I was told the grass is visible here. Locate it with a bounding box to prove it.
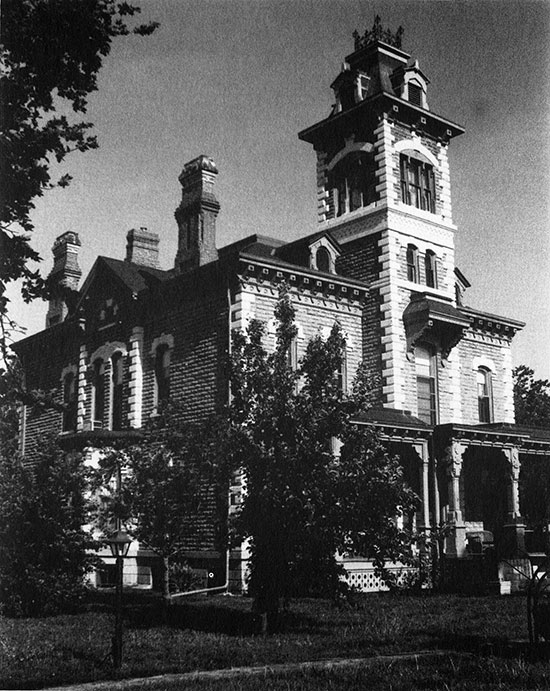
[125,657,550,691]
[0,591,544,690]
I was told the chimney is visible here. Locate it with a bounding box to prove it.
[174,155,220,273]
[126,227,160,268]
[46,232,82,328]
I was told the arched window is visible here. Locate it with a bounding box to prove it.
[477,368,493,423]
[425,250,437,288]
[111,352,124,431]
[315,247,331,273]
[416,345,437,425]
[62,371,77,432]
[154,344,171,406]
[93,359,105,429]
[329,152,377,217]
[400,153,436,213]
[406,244,420,283]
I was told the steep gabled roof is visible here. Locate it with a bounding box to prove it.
[76,256,172,310]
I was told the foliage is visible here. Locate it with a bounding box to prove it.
[514,366,550,536]
[0,0,158,356]
[513,365,550,430]
[228,286,418,627]
[116,404,234,599]
[0,435,97,616]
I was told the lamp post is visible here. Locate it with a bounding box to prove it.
[106,528,132,669]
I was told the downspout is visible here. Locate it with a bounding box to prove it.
[169,276,233,600]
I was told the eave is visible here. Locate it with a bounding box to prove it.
[299,92,464,149]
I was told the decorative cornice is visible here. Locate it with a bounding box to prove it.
[238,256,367,303]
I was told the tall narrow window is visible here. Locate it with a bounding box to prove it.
[425,250,437,288]
[477,368,493,423]
[111,352,124,431]
[286,337,298,372]
[155,345,171,405]
[406,244,419,283]
[416,345,437,425]
[62,371,77,432]
[93,359,105,429]
[400,154,436,213]
[337,349,347,394]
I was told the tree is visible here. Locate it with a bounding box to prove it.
[513,365,550,430]
[229,287,418,629]
[0,0,158,356]
[514,366,550,540]
[0,436,96,616]
[120,406,232,601]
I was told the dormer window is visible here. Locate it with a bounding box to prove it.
[316,247,331,273]
[408,82,422,107]
[400,154,436,213]
[357,74,370,101]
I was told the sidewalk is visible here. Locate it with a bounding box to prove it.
[45,650,468,691]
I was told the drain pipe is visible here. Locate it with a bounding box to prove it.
[170,278,233,602]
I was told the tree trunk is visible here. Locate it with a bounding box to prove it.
[161,555,171,618]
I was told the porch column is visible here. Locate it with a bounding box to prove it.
[413,440,430,531]
[443,440,467,557]
[502,446,526,556]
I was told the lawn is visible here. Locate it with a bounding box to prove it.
[0,592,545,690]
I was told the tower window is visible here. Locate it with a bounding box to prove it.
[315,247,331,273]
[154,344,171,406]
[425,250,438,288]
[111,352,124,431]
[477,368,493,423]
[408,82,422,107]
[400,154,436,213]
[62,371,77,432]
[406,244,420,283]
[416,345,437,425]
[329,152,377,217]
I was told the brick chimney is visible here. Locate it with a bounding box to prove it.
[174,155,220,273]
[46,232,82,328]
[126,227,160,268]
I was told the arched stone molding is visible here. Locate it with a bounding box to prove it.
[472,356,496,373]
[150,333,174,357]
[60,363,78,382]
[394,138,438,168]
[90,341,128,364]
[326,140,374,172]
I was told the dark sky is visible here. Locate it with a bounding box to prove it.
[11,0,550,378]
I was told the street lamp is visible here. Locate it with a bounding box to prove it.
[106,528,132,669]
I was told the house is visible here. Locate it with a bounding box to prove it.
[14,18,550,593]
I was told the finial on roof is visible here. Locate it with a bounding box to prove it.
[353,15,404,51]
